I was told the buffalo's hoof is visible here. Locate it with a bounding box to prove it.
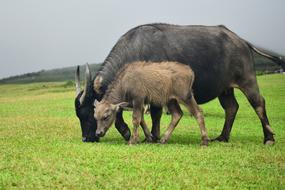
[211,135,229,142]
[151,136,160,143]
[82,136,99,143]
[142,136,160,143]
[141,138,153,144]
[123,130,131,141]
[264,140,275,145]
[145,137,154,143]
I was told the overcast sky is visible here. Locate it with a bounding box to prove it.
[0,0,284,79]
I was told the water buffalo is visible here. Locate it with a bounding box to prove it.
[75,23,285,144]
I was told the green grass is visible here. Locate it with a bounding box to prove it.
[0,74,284,189]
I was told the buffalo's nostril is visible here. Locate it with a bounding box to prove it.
[82,137,87,142]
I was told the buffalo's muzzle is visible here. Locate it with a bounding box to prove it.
[82,136,98,143]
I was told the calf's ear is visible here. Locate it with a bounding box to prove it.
[113,102,129,111]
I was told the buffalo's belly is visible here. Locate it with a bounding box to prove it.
[193,81,224,104]
[190,64,231,104]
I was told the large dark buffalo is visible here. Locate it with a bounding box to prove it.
[75,23,284,144]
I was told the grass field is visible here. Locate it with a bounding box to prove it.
[0,74,284,189]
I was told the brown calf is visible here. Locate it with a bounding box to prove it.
[94,61,209,145]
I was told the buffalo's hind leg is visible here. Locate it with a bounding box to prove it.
[214,88,239,142]
[239,81,275,144]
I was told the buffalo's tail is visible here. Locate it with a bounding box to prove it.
[245,41,285,70]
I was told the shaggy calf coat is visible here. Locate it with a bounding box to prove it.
[94,61,209,145]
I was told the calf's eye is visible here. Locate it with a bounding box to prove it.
[103,115,110,121]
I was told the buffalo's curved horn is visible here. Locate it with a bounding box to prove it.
[75,65,81,96]
[79,63,92,105]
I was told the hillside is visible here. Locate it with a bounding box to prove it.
[0,53,284,84]
[0,63,102,84]
[253,52,283,73]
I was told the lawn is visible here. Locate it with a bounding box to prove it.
[0,74,284,189]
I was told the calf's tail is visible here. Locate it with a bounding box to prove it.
[245,41,285,70]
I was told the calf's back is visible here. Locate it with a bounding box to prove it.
[120,61,194,105]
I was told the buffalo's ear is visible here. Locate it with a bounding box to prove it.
[93,99,99,107]
[112,102,129,111]
[94,75,103,94]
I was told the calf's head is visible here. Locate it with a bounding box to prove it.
[94,100,128,137]
[75,64,99,142]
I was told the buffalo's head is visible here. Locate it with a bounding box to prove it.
[75,64,99,142]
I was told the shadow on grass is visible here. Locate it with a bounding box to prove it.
[95,133,265,146]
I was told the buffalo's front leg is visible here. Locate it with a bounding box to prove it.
[115,110,131,141]
[150,105,162,142]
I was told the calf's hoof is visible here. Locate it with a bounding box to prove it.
[160,138,168,144]
[201,138,209,146]
[128,141,136,145]
[128,138,139,145]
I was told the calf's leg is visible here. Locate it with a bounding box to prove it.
[140,112,153,142]
[129,101,144,145]
[160,99,183,144]
[185,96,209,146]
